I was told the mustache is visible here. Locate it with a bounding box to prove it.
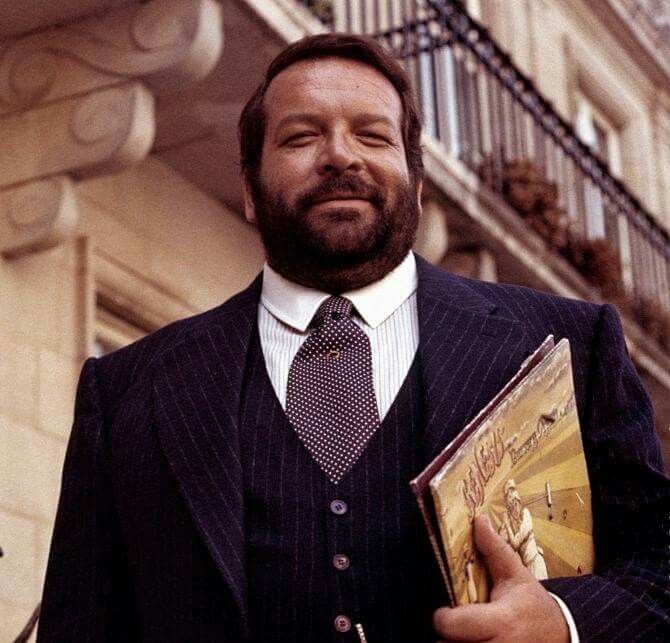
[295,175,384,212]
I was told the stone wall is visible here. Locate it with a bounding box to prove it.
[0,156,264,641]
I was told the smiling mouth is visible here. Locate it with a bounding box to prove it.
[312,197,371,207]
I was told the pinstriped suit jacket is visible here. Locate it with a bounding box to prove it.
[38,255,669,642]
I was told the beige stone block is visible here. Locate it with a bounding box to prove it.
[34,522,54,607]
[81,157,264,311]
[414,200,449,264]
[0,418,67,522]
[52,263,90,360]
[0,250,86,358]
[49,239,82,272]
[0,304,34,364]
[0,601,36,643]
[0,340,37,422]
[6,240,82,279]
[11,250,67,299]
[15,264,67,343]
[145,246,210,311]
[37,349,79,440]
[81,158,264,284]
[167,204,264,284]
[79,157,217,236]
[148,240,262,312]
[0,340,38,425]
[1,236,66,279]
[0,511,40,608]
[79,159,188,239]
[441,248,498,282]
[80,192,150,273]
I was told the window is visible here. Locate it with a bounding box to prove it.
[575,92,633,291]
[575,94,622,174]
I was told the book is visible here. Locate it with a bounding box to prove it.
[410,336,594,606]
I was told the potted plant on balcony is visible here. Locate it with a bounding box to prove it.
[484,156,669,354]
[501,159,569,251]
[303,0,333,23]
[498,159,631,311]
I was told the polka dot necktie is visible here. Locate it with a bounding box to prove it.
[286,296,381,484]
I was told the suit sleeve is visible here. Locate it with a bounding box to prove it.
[542,304,670,641]
[38,357,136,641]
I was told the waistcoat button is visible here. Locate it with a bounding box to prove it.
[334,614,351,632]
[330,499,348,515]
[332,554,350,570]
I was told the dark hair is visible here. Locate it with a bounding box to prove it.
[238,33,423,183]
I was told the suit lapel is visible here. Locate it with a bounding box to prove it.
[416,256,532,460]
[152,277,261,633]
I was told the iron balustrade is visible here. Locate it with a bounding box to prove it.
[298,0,670,317]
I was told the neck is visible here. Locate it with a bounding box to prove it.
[267,253,404,293]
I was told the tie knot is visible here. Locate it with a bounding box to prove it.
[313,296,353,327]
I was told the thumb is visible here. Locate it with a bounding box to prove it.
[474,514,528,584]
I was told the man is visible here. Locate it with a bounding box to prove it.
[497,479,548,581]
[39,34,669,642]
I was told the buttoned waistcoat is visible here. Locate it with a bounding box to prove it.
[38,255,670,642]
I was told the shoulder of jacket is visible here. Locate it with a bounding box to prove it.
[92,279,260,409]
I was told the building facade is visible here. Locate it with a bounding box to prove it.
[0,0,668,638]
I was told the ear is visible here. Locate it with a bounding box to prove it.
[416,179,423,214]
[242,175,257,224]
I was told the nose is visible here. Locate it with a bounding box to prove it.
[317,132,363,176]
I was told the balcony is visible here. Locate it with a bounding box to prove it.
[298,0,670,348]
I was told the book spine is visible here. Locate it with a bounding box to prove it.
[411,485,455,606]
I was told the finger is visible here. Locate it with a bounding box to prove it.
[433,604,499,641]
[473,514,527,583]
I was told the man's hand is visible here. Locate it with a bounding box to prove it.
[433,515,569,642]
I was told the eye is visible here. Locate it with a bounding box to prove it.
[358,131,390,145]
[284,131,318,146]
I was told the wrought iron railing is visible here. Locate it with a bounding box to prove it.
[299,0,670,331]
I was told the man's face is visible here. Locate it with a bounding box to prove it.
[506,488,522,515]
[244,57,422,292]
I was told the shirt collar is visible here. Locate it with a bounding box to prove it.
[260,252,418,332]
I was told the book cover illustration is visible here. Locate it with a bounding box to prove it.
[426,338,594,606]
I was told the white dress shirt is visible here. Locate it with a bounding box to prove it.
[257,252,578,642]
[258,251,419,420]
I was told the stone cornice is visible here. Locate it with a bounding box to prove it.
[0,0,223,258]
[0,0,129,40]
[1,82,155,189]
[0,0,222,114]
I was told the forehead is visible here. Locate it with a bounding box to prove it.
[263,57,403,129]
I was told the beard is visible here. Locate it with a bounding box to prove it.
[248,171,420,292]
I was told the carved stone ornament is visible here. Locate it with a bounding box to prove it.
[0,82,155,189]
[0,0,223,113]
[0,175,79,258]
[0,0,223,258]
